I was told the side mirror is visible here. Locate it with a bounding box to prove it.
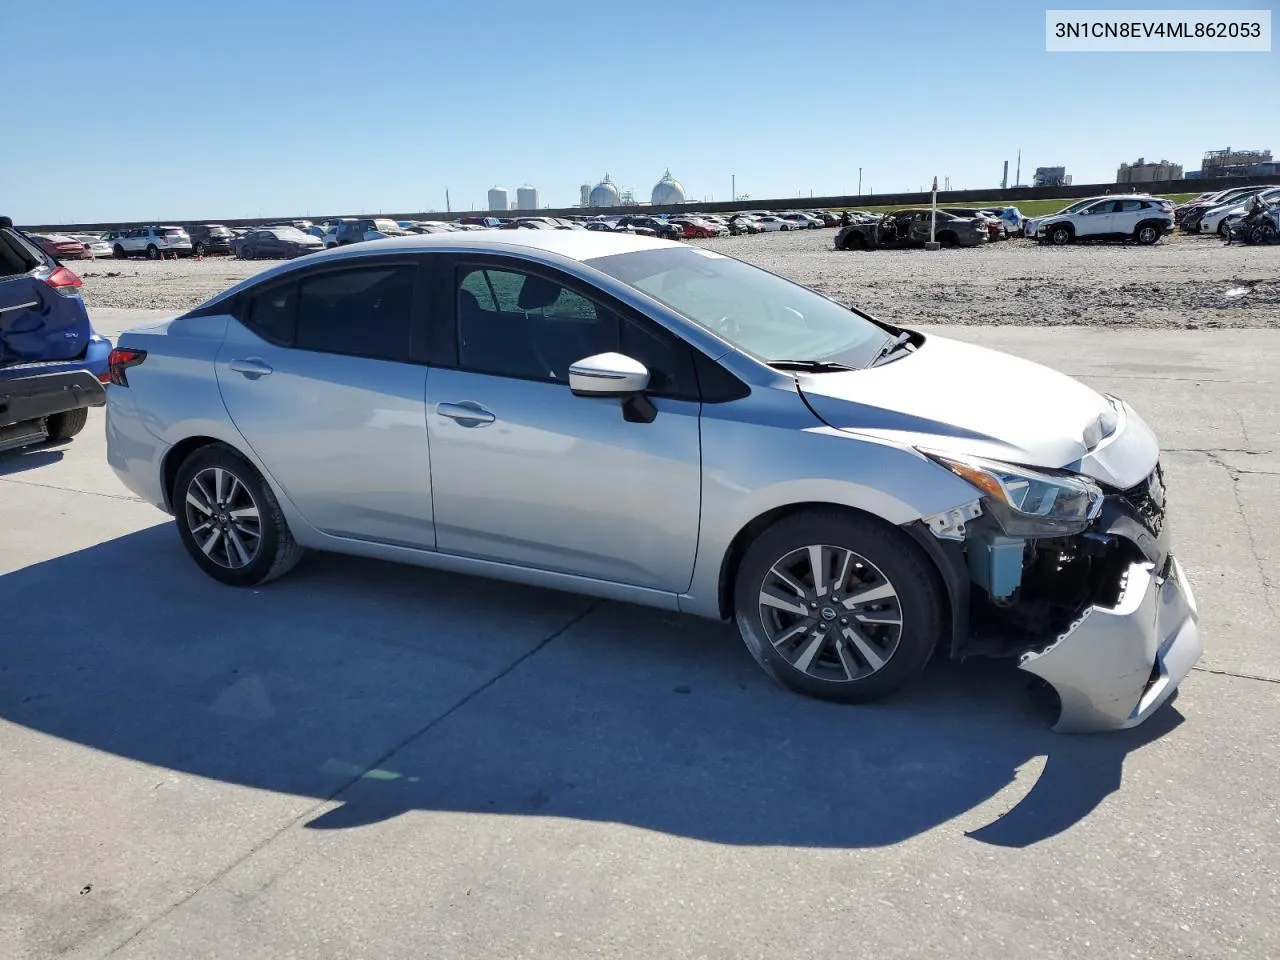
[569,352,656,423]
[569,352,649,397]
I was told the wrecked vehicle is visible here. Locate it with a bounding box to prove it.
[105,232,1199,733]
[835,209,989,250]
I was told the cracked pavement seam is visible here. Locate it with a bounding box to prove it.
[1200,451,1280,624]
[102,599,606,958]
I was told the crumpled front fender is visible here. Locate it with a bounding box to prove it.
[1019,557,1202,734]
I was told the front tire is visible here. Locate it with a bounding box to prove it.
[146,244,160,260]
[173,443,302,586]
[1135,224,1161,245]
[113,245,126,259]
[1049,225,1073,246]
[192,241,205,256]
[46,407,88,441]
[733,510,944,703]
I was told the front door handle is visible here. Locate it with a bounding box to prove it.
[436,401,495,427]
[229,357,273,379]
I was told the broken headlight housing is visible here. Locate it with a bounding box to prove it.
[922,452,1104,537]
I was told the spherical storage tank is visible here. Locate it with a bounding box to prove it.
[588,174,621,208]
[650,169,686,206]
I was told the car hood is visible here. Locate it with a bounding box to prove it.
[795,334,1153,485]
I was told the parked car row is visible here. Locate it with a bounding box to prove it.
[1175,185,1280,237]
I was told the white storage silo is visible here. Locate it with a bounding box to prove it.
[516,185,539,210]
[487,187,509,213]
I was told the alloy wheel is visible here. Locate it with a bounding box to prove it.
[756,544,903,682]
[184,466,262,569]
[1139,226,1158,244]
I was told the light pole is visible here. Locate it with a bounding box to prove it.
[732,174,735,202]
[858,167,862,196]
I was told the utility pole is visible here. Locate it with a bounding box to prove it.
[926,176,940,251]
[732,174,735,202]
[445,189,451,213]
[1015,149,1022,187]
[858,167,862,196]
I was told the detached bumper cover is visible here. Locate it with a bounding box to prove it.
[1019,556,1202,733]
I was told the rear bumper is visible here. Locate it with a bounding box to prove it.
[1019,555,1201,733]
[0,368,106,428]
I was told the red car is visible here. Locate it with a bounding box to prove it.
[670,218,720,239]
[32,234,91,260]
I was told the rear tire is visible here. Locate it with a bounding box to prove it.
[733,510,944,704]
[173,443,302,587]
[46,407,88,441]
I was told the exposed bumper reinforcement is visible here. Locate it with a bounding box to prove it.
[1018,556,1202,734]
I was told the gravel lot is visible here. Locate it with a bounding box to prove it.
[76,229,1280,329]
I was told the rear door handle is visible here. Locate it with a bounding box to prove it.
[229,357,273,379]
[436,401,495,427]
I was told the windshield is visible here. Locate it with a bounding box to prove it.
[1054,199,1099,215]
[585,247,891,369]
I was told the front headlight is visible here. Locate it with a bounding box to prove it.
[921,451,1104,537]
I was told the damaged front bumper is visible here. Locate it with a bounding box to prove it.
[1019,554,1202,733]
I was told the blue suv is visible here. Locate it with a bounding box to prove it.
[0,217,110,453]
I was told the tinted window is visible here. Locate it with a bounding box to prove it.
[1087,201,1117,214]
[295,265,416,361]
[244,283,297,344]
[1117,199,1145,211]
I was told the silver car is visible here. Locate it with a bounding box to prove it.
[104,232,1201,732]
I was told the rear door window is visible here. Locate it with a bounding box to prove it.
[295,265,416,361]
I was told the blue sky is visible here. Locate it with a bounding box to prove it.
[6,0,1277,222]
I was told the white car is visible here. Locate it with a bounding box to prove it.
[109,225,193,260]
[752,215,794,232]
[323,218,407,248]
[1027,196,1173,246]
[1199,187,1280,237]
[70,234,114,258]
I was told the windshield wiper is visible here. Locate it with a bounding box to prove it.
[767,359,858,373]
[869,331,915,366]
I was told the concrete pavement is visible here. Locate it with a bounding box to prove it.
[1,315,1276,959]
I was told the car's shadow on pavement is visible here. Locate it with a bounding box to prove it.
[0,526,1182,850]
[0,444,66,476]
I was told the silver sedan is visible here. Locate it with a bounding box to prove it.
[104,231,1200,732]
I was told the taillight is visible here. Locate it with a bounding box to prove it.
[104,348,147,386]
[45,265,83,298]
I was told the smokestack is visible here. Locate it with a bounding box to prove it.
[1002,160,1009,189]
